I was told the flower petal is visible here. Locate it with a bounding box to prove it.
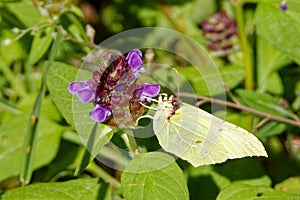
[68,81,89,94]
[137,83,160,101]
[76,88,96,103]
[68,81,95,103]
[126,49,143,71]
[89,104,111,122]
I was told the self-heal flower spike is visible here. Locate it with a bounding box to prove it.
[201,11,239,57]
[68,81,95,103]
[68,49,160,127]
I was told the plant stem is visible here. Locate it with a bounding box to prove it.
[19,29,63,185]
[178,92,300,128]
[87,161,121,189]
[234,1,254,90]
[121,129,140,155]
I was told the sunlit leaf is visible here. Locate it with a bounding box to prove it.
[275,176,300,195]
[5,0,42,27]
[217,182,300,199]
[121,152,189,200]
[28,26,54,65]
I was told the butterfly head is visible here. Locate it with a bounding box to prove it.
[157,93,181,118]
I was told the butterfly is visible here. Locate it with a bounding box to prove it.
[140,94,268,167]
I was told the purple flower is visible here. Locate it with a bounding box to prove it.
[68,81,95,103]
[135,83,161,102]
[89,104,111,122]
[280,0,287,11]
[126,49,143,71]
[68,49,161,126]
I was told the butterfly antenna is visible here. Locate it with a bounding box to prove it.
[172,68,180,97]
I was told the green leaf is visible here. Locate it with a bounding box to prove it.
[1,178,111,200]
[256,121,287,139]
[214,110,252,131]
[5,0,42,27]
[0,112,62,182]
[28,26,54,65]
[176,65,244,96]
[61,12,89,43]
[216,182,300,200]
[275,177,300,195]
[256,36,291,94]
[236,89,293,118]
[0,30,27,65]
[121,152,189,200]
[233,175,272,187]
[255,2,300,65]
[46,61,77,125]
[47,62,114,166]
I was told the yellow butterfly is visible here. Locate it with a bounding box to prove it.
[140,94,268,167]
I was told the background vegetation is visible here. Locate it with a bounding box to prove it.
[0,0,300,199]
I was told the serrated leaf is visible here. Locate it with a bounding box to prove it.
[1,178,111,200]
[217,182,300,200]
[121,152,189,200]
[275,177,300,195]
[0,112,62,182]
[47,62,114,164]
[28,26,54,65]
[255,2,300,65]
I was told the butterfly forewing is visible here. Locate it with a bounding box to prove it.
[153,101,268,167]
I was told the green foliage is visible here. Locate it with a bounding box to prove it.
[275,176,300,195]
[47,62,114,162]
[1,178,111,200]
[0,0,300,199]
[0,112,62,182]
[255,1,300,65]
[121,152,189,200]
[217,182,300,200]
